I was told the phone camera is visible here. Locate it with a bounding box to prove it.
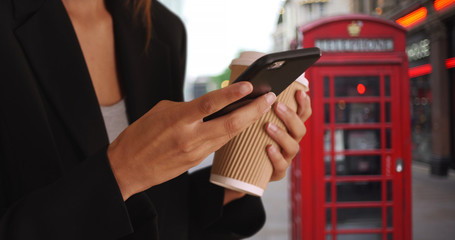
[268,60,286,70]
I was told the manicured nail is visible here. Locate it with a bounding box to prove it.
[277,102,287,113]
[268,122,278,132]
[266,92,277,105]
[268,144,278,154]
[301,90,308,99]
[239,83,252,95]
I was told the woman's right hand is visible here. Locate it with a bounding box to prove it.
[107,82,276,200]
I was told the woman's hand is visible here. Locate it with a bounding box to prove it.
[223,90,312,205]
[107,82,276,201]
[266,90,312,181]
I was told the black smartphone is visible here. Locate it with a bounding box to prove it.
[204,47,321,121]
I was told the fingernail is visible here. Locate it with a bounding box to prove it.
[266,92,276,105]
[268,144,278,154]
[301,90,308,99]
[277,102,287,113]
[268,122,278,132]
[239,83,252,95]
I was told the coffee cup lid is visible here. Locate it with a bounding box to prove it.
[296,72,309,88]
[230,51,266,66]
[230,51,309,89]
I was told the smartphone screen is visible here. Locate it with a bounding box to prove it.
[204,48,321,121]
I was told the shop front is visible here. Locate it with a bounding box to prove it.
[407,32,432,164]
[392,0,455,175]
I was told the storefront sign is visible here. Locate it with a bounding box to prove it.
[406,38,430,62]
[315,39,394,52]
[406,32,430,67]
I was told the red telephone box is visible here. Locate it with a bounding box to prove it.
[291,15,411,240]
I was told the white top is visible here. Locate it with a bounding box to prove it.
[100,99,129,143]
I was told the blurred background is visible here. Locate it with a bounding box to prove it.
[159,0,455,239]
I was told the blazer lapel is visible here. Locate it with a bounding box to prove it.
[14,0,109,157]
[13,0,175,158]
[108,0,174,123]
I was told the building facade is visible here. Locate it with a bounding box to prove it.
[273,0,353,51]
[373,0,455,175]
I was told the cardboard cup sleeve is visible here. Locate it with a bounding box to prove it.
[210,75,308,196]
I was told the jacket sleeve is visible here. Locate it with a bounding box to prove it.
[0,146,134,240]
[188,167,266,240]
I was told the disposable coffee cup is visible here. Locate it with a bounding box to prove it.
[210,51,309,196]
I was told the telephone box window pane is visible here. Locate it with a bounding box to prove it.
[324,130,331,151]
[337,207,382,229]
[325,104,330,123]
[388,233,393,240]
[336,181,382,202]
[335,103,381,123]
[326,182,332,202]
[386,129,392,149]
[385,75,391,96]
[386,102,391,123]
[325,155,331,176]
[324,76,330,97]
[336,234,382,240]
[336,129,381,150]
[335,154,345,174]
[326,235,332,240]
[334,76,380,97]
[387,207,393,228]
[387,181,393,201]
[326,208,332,230]
[336,155,381,176]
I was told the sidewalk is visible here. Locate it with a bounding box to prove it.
[412,162,455,240]
[247,174,290,240]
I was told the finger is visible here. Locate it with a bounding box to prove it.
[204,134,232,155]
[188,82,253,120]
[296,90,312,121]
[191,133,239,166]
[267,144,288,181]
[202,92,276,141]
[265,122,300,160]
[274,102,306,141]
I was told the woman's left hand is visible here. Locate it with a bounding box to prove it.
[223,89,311,205]
[266,89,312,181]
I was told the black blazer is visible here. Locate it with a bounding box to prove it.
[0,0,265,239]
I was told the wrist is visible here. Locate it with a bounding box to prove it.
[223,188,246,205]
[107,143,136,201]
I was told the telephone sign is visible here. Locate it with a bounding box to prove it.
[315,38,394,52]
